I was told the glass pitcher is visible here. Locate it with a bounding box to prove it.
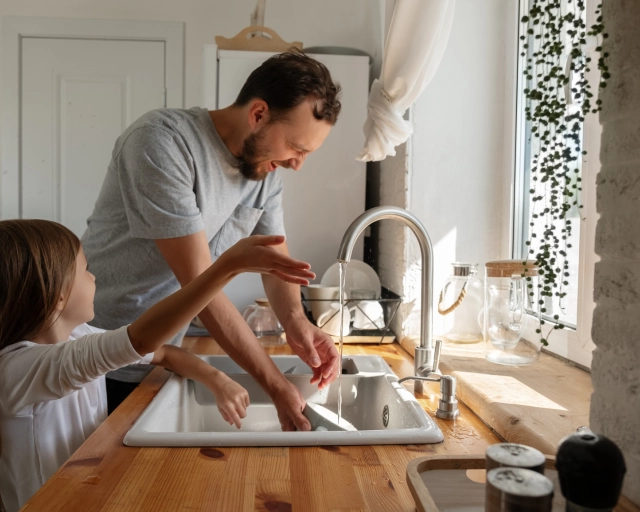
[242,298,285,346]
[438,263,484,345]
[484,260,542,365]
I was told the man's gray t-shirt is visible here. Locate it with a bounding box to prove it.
[82,107,285,382]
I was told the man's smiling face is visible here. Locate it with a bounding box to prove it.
[238,99,332,181]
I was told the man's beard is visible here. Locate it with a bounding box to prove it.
[238,128,270,181]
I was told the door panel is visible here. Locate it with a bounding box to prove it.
[21,38,165,236]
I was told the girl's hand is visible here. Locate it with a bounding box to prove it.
[210,374,250,429]
[220,235,315,285]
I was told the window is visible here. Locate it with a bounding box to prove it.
[512,0,600,368]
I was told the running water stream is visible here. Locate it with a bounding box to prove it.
[337,261,347,425]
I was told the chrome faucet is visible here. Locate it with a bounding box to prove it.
[337,206,443,394]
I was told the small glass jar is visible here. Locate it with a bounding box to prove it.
[242,298,285,347]
[438,263,484,345]
[484,260,542,365]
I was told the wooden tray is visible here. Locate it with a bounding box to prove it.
[406,454,561,512]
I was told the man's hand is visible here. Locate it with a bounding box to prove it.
[285,318,339,389]
[270,380,311,431]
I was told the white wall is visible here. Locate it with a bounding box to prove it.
[377,0,517,339]
[0,0,381,107]
[1,0,518,342]
[0,0,383,183]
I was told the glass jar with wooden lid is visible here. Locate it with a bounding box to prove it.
[484,260,542,365]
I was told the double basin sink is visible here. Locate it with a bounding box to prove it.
[124,355,444,447]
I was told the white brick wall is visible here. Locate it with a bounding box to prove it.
[591,0,640,504]
[377,139,413,337]
[375,128,429,341]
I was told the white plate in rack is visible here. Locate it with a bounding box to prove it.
[320,260,382,299]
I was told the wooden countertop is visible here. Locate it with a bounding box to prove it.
[23,340,501,512]
[399,337,594,455]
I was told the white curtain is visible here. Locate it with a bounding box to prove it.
[357,0,456,162]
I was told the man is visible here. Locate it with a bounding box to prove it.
[82,50,341,431]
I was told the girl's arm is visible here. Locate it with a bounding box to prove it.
[1,237,307,414]
[151,345,249,428]
[127,235,314,356]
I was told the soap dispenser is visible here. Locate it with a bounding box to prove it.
[556,427,626,512]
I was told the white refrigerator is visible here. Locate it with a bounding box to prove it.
[203,48,369,311]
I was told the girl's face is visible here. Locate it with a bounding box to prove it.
[60,246,96,326]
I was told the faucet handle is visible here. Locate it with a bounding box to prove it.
[415,339,443,377]
[433,339,442,373]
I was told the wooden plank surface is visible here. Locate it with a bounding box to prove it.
[23,340,501,512]
[399,336,593,455]
[438,347,592,455]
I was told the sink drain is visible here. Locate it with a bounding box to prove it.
[382,405,389,427]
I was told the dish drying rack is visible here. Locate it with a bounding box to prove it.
[301,287,402,344]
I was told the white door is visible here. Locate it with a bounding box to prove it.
[21,37,165,237]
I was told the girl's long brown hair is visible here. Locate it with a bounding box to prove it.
[0,219,80,350]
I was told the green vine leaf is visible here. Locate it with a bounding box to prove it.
[520,0,608,346]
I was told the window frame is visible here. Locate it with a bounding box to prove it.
[511,0,600,369]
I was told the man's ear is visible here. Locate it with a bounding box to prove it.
[247,99,269,130]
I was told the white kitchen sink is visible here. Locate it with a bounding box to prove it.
[123,355,443,447]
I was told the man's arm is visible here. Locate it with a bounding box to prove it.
[155,231,311,431]
[262,241,339,388]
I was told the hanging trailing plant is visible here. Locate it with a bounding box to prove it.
[519,0,609,344]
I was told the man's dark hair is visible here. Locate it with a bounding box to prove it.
[235,49,342,125]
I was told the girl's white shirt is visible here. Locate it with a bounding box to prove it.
[0,324,153,512]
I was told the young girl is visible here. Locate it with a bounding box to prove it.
[0,219,314,512]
